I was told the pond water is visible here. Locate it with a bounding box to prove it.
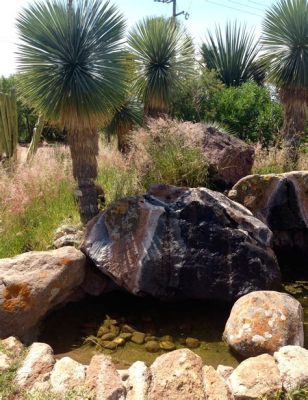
[39,283,308,370]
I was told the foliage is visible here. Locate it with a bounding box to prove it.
[104,98,143,152]
[130,119,209,189]
[170,68,224,122]
[208,81,283,144]
[261,387,308,399]
[261,0,308,169]
[16,0,127,130]
[261,0,308,89]
[128,17,194,116]
[201,22,262,86]
[96,142,140,204]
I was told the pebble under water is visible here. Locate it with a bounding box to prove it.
[39,283,308,369]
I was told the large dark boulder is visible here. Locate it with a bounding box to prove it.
[229,171,308,279]
[82,185,281,301]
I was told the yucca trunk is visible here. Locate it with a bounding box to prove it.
[280,88,307,171]
[117,121,133,153]
[26,116,44,162]
[68,128,99,223]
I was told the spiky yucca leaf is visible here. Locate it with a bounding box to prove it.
[261,0,308,89]
[202,22,261,87]
[128,17,194,117]
[16,0,127,130]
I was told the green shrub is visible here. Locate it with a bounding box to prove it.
[208,81,283,145]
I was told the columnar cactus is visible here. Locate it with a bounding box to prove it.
[0,90,18,161]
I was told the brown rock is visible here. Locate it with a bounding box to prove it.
[0,247,86,340]
[229,171,308,278]
[274,345,308,392]
[86,354,126,399]
[148,348,205,400]
[229,354,282,399]
[202,125,255,189]
[223,291,304,357]
[203,365,233,400]
[15,342,55,390]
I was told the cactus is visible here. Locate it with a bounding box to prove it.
[0,90,18,161]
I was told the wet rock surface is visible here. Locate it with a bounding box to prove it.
[229,171,308,279]
[83,184,280,302]
[224,291,304,357]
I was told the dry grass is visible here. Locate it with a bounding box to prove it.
[253,143,308,175]
[129,118,209,189]
[0,145,73,215]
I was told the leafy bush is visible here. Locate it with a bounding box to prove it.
[130,119,209,189]
[170,68,223,122]
[171,71,283,146]
[208,81,283,145]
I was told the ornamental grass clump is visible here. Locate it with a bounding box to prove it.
[130,119,209,190]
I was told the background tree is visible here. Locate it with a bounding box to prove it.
[128,17,194,118]
[261,0,308,170]
[202,22,262,87]
[17,0,126,222]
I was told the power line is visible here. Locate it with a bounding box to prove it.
[248,0,269,7]
[227,0,265,12]
[205,0,263,17]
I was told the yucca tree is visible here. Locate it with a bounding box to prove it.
[128,17,194,118]
[16,0,126,222]
[261,0,308,170]
[202,22,262,87]
[106,98,143,153]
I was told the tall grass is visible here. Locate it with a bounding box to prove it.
[253,143,308,175]
[0,146,79,258]
[130,119,209,190]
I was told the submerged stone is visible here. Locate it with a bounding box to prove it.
[131,332,146,345]
[186,338,200,349]
[101,341,117,350]
[159,341,176,351]
[145,341,160,353]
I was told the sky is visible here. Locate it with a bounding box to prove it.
[0,0,276,77]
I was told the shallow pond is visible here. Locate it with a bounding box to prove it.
[39,283,308,369]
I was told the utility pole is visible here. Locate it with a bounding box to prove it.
[154,0,189,19]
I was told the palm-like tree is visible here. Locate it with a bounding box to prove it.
[261,0,308,170]
[128,17,194,118]
[202,22,262,87]
[106,99,143,153]
[17,0,126,222]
